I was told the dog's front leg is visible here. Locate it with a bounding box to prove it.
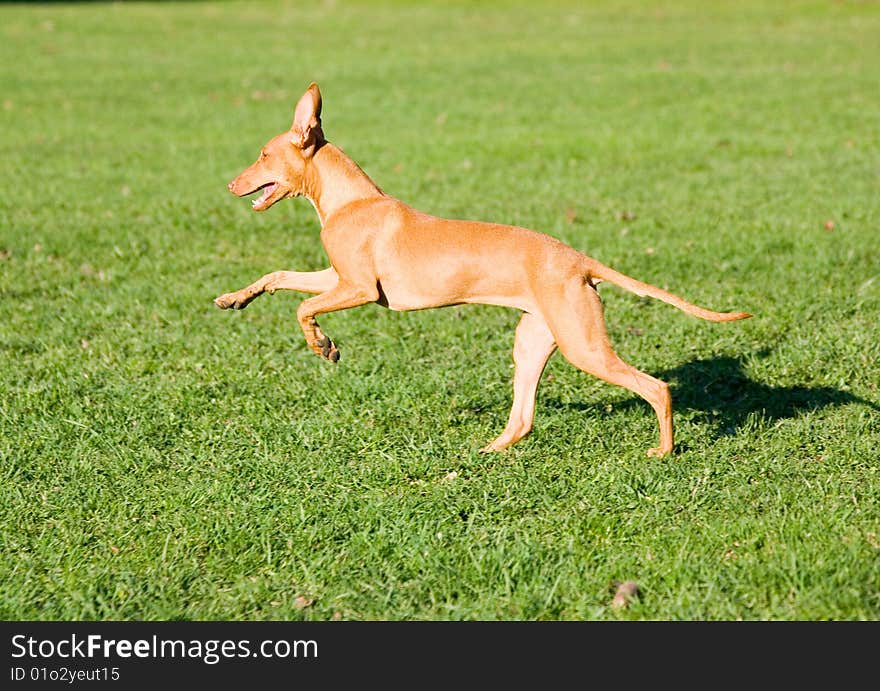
[214,268,339,310]
[296,282,379,362]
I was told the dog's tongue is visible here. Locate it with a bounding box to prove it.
[253,183,277,207]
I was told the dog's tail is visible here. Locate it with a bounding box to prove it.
[586,260,752,322]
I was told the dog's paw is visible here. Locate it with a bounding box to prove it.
[646,446,672,458]
[314,336,340,362]
[214,292,251,310]
[480,439,509,453]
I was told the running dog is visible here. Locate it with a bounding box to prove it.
[215,83,751,456]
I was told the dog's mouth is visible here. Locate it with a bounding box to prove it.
[248,182,278,211]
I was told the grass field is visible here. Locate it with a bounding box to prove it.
[1,0,878,620]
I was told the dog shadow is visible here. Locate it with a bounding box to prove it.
[545,355,878,441]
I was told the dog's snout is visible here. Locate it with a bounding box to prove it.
[227,180,236,192]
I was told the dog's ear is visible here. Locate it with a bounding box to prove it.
[291,82,323,154]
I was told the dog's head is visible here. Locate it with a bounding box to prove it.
[227,83,324,211]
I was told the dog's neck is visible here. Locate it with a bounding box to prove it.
[303,142,384,226]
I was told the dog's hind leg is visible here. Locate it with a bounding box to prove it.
[546,279,673,457]
[214,268,338,310]
[481,312,557,452]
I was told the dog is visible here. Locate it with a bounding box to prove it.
[215,83,751,457]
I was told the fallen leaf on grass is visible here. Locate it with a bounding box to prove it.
[611,581,639,609]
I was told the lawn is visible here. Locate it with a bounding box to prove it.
[1,0,878,620]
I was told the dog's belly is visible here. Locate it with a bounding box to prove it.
[384,293,533,312]
[378,275,536,313]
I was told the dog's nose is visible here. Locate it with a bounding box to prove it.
[227,180,235,192]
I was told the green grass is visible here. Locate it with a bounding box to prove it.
[1,0,878,620]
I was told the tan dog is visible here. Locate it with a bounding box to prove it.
[215,83,751,457]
